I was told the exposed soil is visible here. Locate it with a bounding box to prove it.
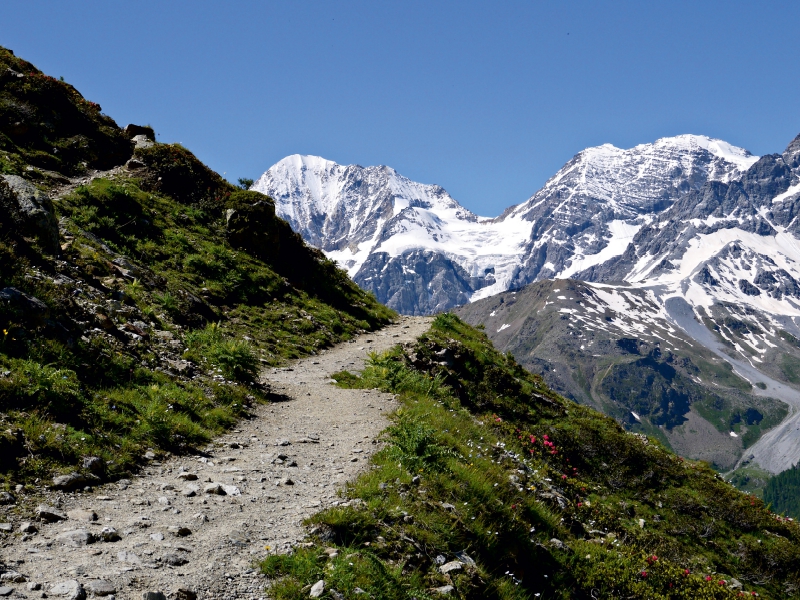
[0,316,431,600]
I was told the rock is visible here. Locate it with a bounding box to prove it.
[439,561,463,574]
[158,497,171,506]
[52,472,100,491]
[99,527,121,542]
[0,287,49,329]
[26,582,42,591]
[132,135,155,149]
[453,550,476,567]
[309,580,325,598]
[276,439,291,446]
[150,532,165,541]
[36,505,67,522]
[87,580,116,596]
[0,175,60,254]
[0,571,26,583]
[49,580,86,600]
[124,124,156,140]
[280,477,295,486]
[175,588,197,600]
[167,526,192,537]
[0,523,11,532]
[177,472,198,481]
[57,529,95,547]
[144,451,156,460]
[163,552,189,566]
[181,484,199,497]
[18,521,37,534]
[440,503,455,511]
[125,158,147,170]
[433,585,455,595]
[221,484,241,496]
[67,509,98,522]
[203,483,225,495]
[0,588,12,597]
[550,538,568,551]
[117,550,141,565]
[0,492,15,505]
[82,456,104,473]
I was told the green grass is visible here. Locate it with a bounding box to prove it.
[263,314,800,599]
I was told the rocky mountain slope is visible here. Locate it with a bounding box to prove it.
[254,136,757,314]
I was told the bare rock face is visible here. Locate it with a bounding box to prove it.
[0,175,59,253]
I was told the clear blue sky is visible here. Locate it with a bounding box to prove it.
[2,1,799,216]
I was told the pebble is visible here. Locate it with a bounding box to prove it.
[0,588,12,597]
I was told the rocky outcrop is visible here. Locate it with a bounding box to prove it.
[0,175,59,253]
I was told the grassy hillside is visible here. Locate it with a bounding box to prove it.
[0,45,394,489]
[264,314,800,599]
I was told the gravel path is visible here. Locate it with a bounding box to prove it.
[0,316,431,600]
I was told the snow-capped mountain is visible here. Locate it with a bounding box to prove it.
[253,135,759,314]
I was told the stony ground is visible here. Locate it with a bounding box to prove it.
[0,316,431,600]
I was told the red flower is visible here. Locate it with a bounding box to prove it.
[640,571,647,578]
[706,576,712,581]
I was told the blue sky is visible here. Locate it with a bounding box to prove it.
[1,1,799,216]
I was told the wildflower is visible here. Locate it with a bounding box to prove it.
[706,576,712,581]
[577,502,582,507]
[640,571,647,578]
[562,475,567,479]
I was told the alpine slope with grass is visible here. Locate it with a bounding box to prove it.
[262,314,800,599]
[0,45,393,490]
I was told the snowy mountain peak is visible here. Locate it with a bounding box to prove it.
[252,133,790,316]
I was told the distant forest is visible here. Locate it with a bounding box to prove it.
[764,463,800,519]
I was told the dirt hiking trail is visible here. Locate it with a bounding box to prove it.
[0,316,432,600]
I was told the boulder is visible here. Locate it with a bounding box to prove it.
[142,593,167,600]
[0,175,59,253]
[175,589,197,600]
[0,492,15,505]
